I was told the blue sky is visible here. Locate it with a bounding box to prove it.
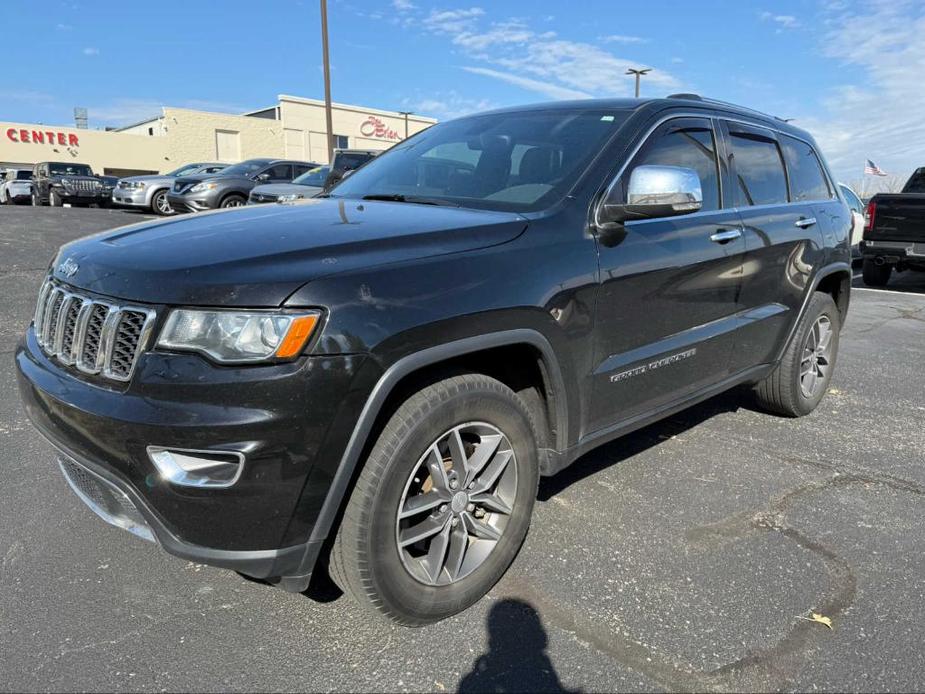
[2,0,923,188]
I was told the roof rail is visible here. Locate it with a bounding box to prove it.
[667,93,703,101]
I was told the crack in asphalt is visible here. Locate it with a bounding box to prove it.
[504,468,924,693]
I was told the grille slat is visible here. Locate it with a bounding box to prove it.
[33,279,156,382]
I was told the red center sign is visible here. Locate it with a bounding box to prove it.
[359,116,401,141]
[6,128,80,147]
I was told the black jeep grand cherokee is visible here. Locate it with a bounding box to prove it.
[16,96,852,625]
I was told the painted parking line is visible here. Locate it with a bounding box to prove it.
[853,286,925,297]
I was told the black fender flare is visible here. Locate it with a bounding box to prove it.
[774,260,851,363]
[285,329,569,585]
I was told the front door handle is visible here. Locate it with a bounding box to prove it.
[794,217,817,228]
[709,229,743,244]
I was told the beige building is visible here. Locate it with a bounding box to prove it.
[0,95,435,176]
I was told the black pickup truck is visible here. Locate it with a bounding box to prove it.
[861,168,925,286]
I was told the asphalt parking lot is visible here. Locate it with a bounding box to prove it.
[2,205,924,693]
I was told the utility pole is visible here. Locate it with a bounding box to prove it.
[398,111,412,139]
[625,68,651,98]
[320,0,335,164]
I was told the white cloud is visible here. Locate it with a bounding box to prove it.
[600,34,648,44]
[760,11,800,29]
[462,67,592,101]
[392,0,415,9]
[56,23,73,31]
[796,1,925,184]
[82,47,99,56]
[403,91,496,120]
[422,7,485,34]
[409,7,679,101]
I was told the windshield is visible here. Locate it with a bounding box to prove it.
[328,109,630,212]
[167,163,205,177]
[903,169,925,193]
[293,166,330,187]
[49,164,92,176]
[217,160,269,177]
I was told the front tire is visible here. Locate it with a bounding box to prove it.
[329,374,539,625]
[862,258,892,287]
[50,189,63,207]
[755,292,840,417]
[219,194,246,208]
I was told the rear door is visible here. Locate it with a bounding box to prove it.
[722,121,828,371]
[588,116,746,434]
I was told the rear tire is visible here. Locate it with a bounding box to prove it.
[330,374,539,625]
[862,258,892,287]
[755,292,840,417]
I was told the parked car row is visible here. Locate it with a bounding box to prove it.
[2,149,379,215]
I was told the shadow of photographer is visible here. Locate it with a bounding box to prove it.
[459,598,579,693]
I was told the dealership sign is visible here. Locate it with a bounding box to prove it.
[6,128,80,147]
[359,116,401,141]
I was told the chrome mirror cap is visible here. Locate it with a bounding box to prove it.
[599,165,703,225]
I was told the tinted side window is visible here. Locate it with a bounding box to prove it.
[728,131,788,206]
[264,164,292,181]
[628,120,720,212]
[781,135,831,201]
[293,164,313,177]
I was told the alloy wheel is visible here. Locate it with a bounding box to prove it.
[154,191,173,215]
[800,315,833,398]
[395,422,517,586]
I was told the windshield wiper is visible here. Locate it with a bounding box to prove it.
[361,194,459,207]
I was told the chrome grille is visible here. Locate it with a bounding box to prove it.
[33,279,156,382]
[66,179,101,193]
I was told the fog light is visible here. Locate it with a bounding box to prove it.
[146,447,245,488]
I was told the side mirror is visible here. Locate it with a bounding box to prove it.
[255,173,271,182]
[598,165,703,225]
[341,169,355,180]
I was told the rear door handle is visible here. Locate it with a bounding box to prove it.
[794,217,817,228]
[709,229,743,244]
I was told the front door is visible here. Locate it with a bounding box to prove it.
[588,116,745,435]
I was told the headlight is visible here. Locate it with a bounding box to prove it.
[190,182,218,193]
[277,193,304,203]
[157,309,320,363]
[126,181,145,190]
[60,178,72,187]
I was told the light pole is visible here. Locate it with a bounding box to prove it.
[398,111,413,139]
[625,68,651,98]
[320,0,335,164]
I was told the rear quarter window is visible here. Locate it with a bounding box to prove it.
[780,135,832,202]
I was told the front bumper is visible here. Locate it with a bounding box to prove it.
[167,191,218,212]
[112,188,148,207]
[8,185,31,200]
[16,326,371,584]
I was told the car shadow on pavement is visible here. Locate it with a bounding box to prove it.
[538,388,748,502]
[458,598,578,693]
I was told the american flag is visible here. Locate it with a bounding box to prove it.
[864,159,888,176]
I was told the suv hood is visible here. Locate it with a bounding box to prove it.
[51,198,528,306]
[119,174,173,185]
[252,183,322,197]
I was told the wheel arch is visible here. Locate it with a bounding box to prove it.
[307,330,568,550]
[774,261,851,364]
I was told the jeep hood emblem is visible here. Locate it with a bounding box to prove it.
[58,257,79,278]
